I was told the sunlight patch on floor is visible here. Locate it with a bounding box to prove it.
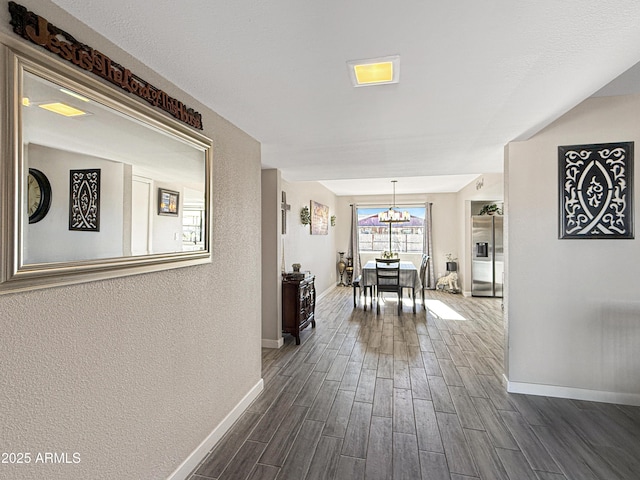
[424,299,467,321]
[376,295,415,308]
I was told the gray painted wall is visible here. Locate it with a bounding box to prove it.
[506,93,640,405]
[281,179,338,296]
[261,169,281,345]
[260,175,338,347]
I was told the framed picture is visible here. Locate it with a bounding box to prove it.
[158,188,180,216]
[69,168,100,231]
[310,200,329,235]
[559,142,634,239]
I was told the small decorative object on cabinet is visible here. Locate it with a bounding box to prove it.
[282,272,316,345]
[337,252,346,286]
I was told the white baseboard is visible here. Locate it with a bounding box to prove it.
[506,378,640,406]
[262,337,284,349]
[166,378,264,480]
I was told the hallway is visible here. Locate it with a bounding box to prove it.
[189,288,640,480]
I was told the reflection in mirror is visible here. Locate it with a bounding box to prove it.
[22,71,207,262]
[1,47,212,294]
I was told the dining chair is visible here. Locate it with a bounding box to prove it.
[419,254,430,309]
[400,258,422,314]
[374,258,402,314]
[352,275,372,310]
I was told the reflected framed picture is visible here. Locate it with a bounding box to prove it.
[158,188,180,216]
[310,200,329,235]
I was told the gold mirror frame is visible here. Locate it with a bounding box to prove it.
[1,41,213,294]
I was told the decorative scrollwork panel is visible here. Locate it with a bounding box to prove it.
[69,169,101,231]
[559,142,633,239]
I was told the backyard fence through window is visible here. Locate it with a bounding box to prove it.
[357,207,425,253]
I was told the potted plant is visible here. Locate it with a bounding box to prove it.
[478,204,503,216]
[445,253,458,272]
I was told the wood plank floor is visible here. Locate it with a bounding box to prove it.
[189,288,640,480]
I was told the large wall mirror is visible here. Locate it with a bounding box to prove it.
[1,44,212,293]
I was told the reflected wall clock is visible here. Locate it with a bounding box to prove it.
[27,168,52,223]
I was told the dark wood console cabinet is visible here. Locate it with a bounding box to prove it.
[282,273,316,345]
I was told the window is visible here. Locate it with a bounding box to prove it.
[182,208,205,251]
[357,207,425,253]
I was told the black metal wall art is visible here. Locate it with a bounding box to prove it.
[70,169,101,231]
[559,142,633,239]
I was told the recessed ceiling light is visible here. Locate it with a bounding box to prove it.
[347,55,400,87]
[38,102,88,117]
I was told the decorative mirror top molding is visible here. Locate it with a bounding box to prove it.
[0,38,213,294]
[8,1,203,130]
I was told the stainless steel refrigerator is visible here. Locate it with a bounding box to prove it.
[471,215,503,297]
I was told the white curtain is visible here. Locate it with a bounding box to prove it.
[347,204,361,280]
[423,202,436,289]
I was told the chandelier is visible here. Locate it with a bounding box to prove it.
[378,180,410,223]
[378,180,410,255]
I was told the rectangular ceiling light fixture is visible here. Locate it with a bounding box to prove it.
[347,55,400,87]
[38,102,88,117]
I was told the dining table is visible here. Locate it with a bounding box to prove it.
[361,260,422,313]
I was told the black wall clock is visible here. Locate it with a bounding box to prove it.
[27,168,52,223]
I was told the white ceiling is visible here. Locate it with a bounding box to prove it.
[319,175,481,197]
[49,1,640,195]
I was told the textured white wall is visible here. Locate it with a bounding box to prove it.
[0,2,262,479]
[506,93,640,404]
